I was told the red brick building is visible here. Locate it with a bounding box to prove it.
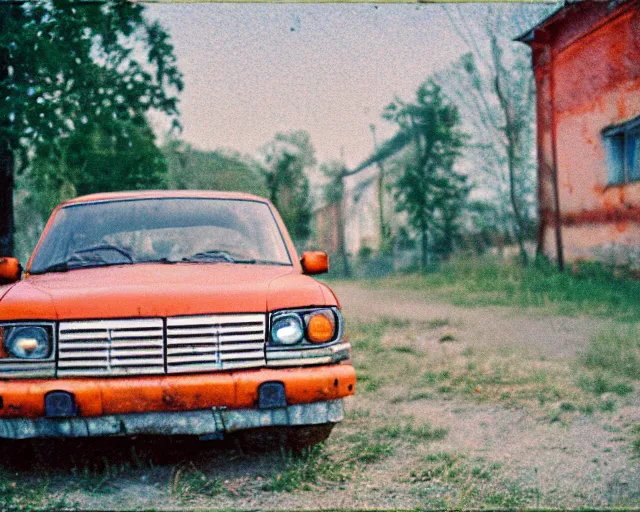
[519,0,640,266]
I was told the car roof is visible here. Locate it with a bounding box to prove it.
[61,190,270,207]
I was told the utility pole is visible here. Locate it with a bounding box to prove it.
[0,4,14,257]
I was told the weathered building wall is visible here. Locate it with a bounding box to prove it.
[313,202,340,254]
[531,1,640,265]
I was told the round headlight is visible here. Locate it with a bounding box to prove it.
[4,326,51,359]
[271,314,304,345]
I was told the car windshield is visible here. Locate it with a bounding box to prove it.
[29,198,292,274]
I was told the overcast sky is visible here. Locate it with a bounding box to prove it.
[146,3,540,170]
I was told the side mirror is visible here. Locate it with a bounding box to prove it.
[300,251,329,275]
[0,257,21,284]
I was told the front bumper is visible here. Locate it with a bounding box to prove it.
[0,399,345,440]
[0,364,355,419]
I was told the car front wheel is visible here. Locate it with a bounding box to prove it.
[234,423,335,454]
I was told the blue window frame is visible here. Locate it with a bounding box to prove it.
[603,115,640,185]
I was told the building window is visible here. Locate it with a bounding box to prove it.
[602,115,640,185]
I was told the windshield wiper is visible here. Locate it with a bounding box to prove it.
[71,243,134,262]
[235,259,291,266]
[181,250,237,263]
[30,262,71,274]
[30,261,131,275]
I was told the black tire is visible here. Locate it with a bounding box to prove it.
[285,423,335,453]
[234,423,335,454]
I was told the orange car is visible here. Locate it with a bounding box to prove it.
[0,191,355,449]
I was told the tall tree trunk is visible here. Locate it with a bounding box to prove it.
[337,174,350,278]
[492,36,528,266]
[0,45,14,257]
[370,125,387,252]
[420,214,428,273]
[507,150,528,266]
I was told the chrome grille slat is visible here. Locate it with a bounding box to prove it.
[165,336,219,345]
[219,334,265,342]
[168,325,263,336]
[218,342,266,352]
[59,341,163,350]
[168,314,262,326]
[167,346,220,355]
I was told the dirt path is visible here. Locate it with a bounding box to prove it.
[333,282,611,359]
[334,282,640,507]
[3,282,639,509]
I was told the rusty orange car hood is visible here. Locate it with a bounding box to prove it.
[0,264,335,321]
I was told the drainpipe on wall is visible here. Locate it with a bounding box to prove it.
[549,48,565,272]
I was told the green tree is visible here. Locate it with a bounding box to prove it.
[262,130,315,244]
[383,80,468,271]
[437,4,557,265]
[0,1,183,256]
[164,140,268,197]
[431,169,471,260]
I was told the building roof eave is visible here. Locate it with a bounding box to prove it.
[514,1,571,44]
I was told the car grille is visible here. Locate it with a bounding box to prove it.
[166,314,266,373]
[58,319,165,377]
[56,314,266,377]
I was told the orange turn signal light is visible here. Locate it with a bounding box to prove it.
[306,312,335,344]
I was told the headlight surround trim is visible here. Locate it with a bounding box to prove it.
[268,307,343,347]
[0,323,55,360]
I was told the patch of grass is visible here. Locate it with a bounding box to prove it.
[599,398,617,412]
[171,461,226,500]
[372,419,448,445]
[483,484,538,507]
[0,468,55,508]
[363,257,640,322]
[471,465,492,480]
[356,372,385,392]
[582,326,640,379]
[410,452,497,488]
[391,345,421,356]
[631,424,640,456]
[410,452,466,483]
[422,370,451,385]
[427,317,450,329]
[559,402,576,412]
[439,332,457,343]
[348,441,394,463]
[345,408,371,420]
[263,445,349,493]
[71,456,148,494]
[577,373,634,396]
[408,391,435,401]
[349,314,617,416]
[378,316,411,329]
[579,403,595,414]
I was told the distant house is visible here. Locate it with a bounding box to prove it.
[518,0,640,266]
[311,168,383,257]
